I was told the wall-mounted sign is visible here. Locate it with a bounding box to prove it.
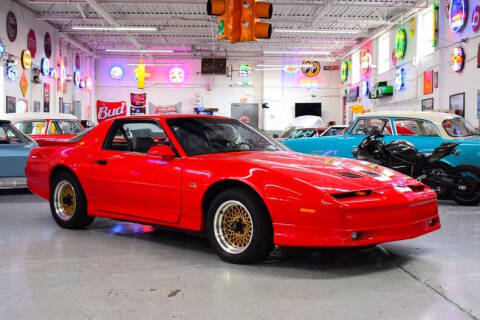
[449,0,467,33]
[27,29,37,58]
[44,32,52,58]
[96,100,127,123]
[347,87,359,102]
[395,68,406,91]
[130,106,146,115]
[59,60,66,91]
[79,79,86,89]
[283,65,299,75]
[394,29,406,59]
[301,60,320,77]
[110,66,124,80]
[50,68,57,80]
[21,50,32,69]
[131,93,147,107]
[299,78,320,88]
[323,65,339,71]
[73,71,81,87]
[451,46,464,72]
[41,58,50,76]
[341,60,348,83]
[391,50,397,67]
[472,6,480,33]
[86,77,92,91]
[409,17,416,38]
[360,49,372,74]
[6,11,17,42]
[423,70,434,94]
[75,53,81,70]
[7,61,18,81]
[134,62,151,89]
[0,40,4,59]
[362,80,369,97]
[20,71,28,97]
[169,67,185,84]
[239,64,251,78]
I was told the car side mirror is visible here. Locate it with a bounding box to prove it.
[148,145,176,160]
[273,134,279,139]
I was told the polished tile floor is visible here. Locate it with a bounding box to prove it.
[0,190,479,320]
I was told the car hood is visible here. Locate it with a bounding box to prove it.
[198,151,417,192]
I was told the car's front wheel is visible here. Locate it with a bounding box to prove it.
[207,188,273,264]
[50,172,95,229]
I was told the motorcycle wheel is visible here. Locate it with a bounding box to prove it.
[423,162,454,198]
[451,165,480,206]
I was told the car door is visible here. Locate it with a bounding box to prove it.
[0,123,33,178]
[90,119,182,224]
[392,118,443,153]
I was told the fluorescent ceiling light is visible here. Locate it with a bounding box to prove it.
[105,49,174,53]
[275,29,359,34]
[257,64,314,68]
[72,26,157,32]
[127,63,182,66]
[264,50,330,55]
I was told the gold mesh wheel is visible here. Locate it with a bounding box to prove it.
[214,200,253,254]
[53,180,77,221]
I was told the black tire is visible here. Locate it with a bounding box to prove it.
[206,188,273,264]
[451,165,480,206]
[424,162,454,198]
[50,171,95,229]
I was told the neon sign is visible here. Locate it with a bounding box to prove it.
[41,58,50,76]
[21,50,32,69]
[394,29,406,59]
[395,68,405,91]
[449,0,467,33]
[341,60,348,83]
[362,80,369,97]
[283,65,299,75]
[74,71,81,87]
[360,49,372,74]
[169,67,185,84]
[7,61,18,81]
[110,66,124,80]
[451,46,464,72]
[239,64,251,77]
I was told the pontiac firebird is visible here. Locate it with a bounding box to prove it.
[26,115,441,264]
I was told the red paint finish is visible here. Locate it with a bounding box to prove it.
[25,115,440,247]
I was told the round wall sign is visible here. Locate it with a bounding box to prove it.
[360,49,372,74]
[451,46,464,72]
[341,60,348,83]
[169,67,185,83]
[472,6,480,33]
[301,60,320,77]
[6,11,17,42]
[449,0,467,33]
[44,32,52,58]
[75,53,81,70]
[394,29,406,59]
[110,66,124,80]
[27,29,37,58]
[41,58,50,76]
[21,50,32,69]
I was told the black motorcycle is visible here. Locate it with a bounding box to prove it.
[352,128,480,206]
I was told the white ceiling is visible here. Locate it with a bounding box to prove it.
[17,0,429,60]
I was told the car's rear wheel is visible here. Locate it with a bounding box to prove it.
[50,172,95,229]
[207,188,273,264]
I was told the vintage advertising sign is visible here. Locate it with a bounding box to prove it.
[96,100,127,123]
[131,93,147,107]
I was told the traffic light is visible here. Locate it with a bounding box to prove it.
[207,0,272,43]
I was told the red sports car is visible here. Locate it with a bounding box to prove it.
[26,115,440,264]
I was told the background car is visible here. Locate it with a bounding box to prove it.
[0,119,37,189]
[281,127,327,140]
[276,115,324,140]
[284,111,480,169]
[26,115,440,264]
[4,113,85,143]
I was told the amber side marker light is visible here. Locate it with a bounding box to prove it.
[331,190,371,199]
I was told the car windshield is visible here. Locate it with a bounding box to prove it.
[167,117,287,156]
[442,117,478,137]
[0,122,36,145]
[280,126,297,139]
[49,120,84,135]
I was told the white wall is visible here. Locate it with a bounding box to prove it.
[1,1,95,119]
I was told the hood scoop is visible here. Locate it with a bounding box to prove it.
[337,172,363,179]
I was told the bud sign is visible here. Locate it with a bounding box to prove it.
[96,100,127,123]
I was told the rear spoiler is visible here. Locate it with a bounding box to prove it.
[35,138,75,147]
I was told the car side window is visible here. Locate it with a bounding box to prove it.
[105,121,168,153]
[15,121,47,135]
[350,118,392,136]
[0,124,22,144]
[394,119,440,137]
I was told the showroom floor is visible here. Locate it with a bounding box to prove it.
[0,190,479,320]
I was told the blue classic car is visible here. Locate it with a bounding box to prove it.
[284,112,480,169]
[0,120,37,189]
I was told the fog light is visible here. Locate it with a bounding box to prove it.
[351,232,359,240]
